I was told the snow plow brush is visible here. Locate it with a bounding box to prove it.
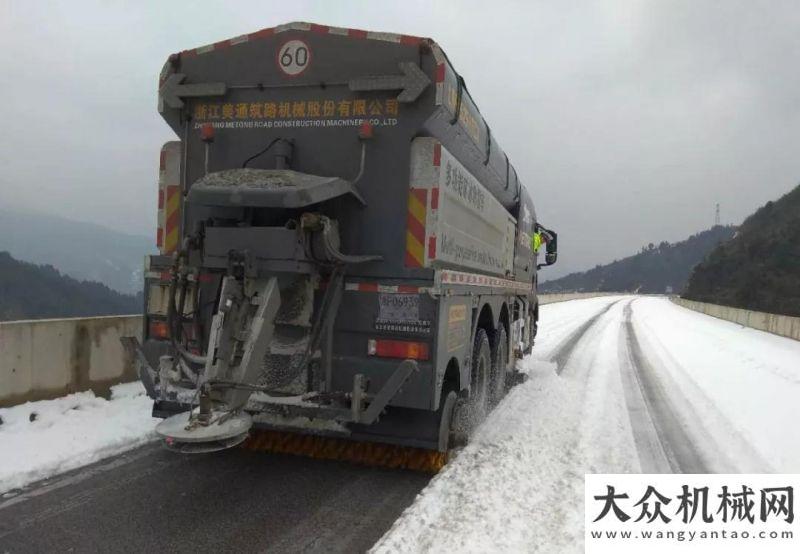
[242,429,448,473]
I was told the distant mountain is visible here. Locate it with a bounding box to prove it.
[684,185,800,317]
[540,225,737,294]
[0,209,154,295]
[0,252,141,321]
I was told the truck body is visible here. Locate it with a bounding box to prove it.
[129,21,557,458]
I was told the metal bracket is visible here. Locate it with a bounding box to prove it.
[120,336,158,399]
[449,74,464,125]
[356,360,418,424]
[484,125,492,165]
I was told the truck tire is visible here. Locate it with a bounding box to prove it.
[462,328,490,435]
[489,327,508,406]
[523,304,537,355]
[437,388,459,451]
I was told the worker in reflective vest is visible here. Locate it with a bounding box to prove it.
[532,231,543,253]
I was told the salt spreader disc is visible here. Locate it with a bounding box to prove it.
[156,411,253,454]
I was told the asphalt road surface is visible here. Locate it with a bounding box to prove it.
[0,443,429,553]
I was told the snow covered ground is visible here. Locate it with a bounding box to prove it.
[2,296,799,552]
[373,296,800,553]
[0,382,158,495]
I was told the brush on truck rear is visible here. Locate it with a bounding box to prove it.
[122,21,557,469]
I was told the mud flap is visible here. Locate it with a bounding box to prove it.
[120,336,158,399]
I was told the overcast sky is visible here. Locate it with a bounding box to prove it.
[1,0,798,278]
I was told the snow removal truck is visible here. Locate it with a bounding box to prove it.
[123,21,557,471]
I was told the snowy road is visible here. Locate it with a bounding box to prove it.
[374,296,800,553]
[2,296,798,553]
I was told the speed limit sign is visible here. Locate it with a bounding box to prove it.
[277,39,311,76]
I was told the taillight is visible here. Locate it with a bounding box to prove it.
[367,339,430,361]
[149,320,170,340]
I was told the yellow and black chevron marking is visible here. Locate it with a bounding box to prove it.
[405,188,427,267]
[163,185,181,254]
[242,430,448,473]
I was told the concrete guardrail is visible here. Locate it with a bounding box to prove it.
[538,292,618,305]
[0,292,617,408]
[0,315,141,408]
[672,297,800,342]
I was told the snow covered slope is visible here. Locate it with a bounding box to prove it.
[373,296,800,553]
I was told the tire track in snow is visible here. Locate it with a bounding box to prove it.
[374,300,642,554]
[550,299,624,374]
[546,297,711,473]
[620,299,710,473]
[626,298,773,473]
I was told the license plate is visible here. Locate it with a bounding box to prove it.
[378,293,419,322]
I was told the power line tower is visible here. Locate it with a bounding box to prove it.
[714,203,720,226]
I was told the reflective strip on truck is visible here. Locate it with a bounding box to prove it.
[405,188,427,267]
[343,274,531,295]
[437,270,532,293]
[345,282,429,294]
[156,149,166,249]
[157,141,182,255]
[164,185,181,254]
[177,21,429,58]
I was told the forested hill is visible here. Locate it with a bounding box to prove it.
[540,225,737,294]
[0,252,141,321]
[684,185,800,317]
[0,208,153,295]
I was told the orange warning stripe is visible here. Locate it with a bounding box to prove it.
[405,188,427,267]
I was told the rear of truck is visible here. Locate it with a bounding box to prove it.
[127,22,554,468]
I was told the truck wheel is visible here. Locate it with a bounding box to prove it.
[437,389,459,451]
[448,329,491,447]
[466,328,491,433]
[489,327,508,406]
[523,304,538,355]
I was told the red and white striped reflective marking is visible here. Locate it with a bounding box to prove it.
[427,142,441,261]
[431,45,447,105]
[177,21,430,58]
[345,282,428,294]
[406,138,444,269]
[437,270,533,292]
[344,271,531,295]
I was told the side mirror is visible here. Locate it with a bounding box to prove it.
[536,228,557,269]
